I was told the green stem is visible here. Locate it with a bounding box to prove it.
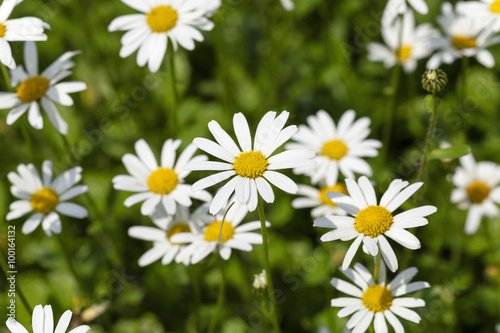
[60,134,79,165]
[167,44,179,138]
[213,22,232,115]
[0,252,31,315]
[381,65,401,161]
[207,255,225,333]
[461,56,469,101]
[187,265,201,332]
[257,196,280,332]
[373,252,382,283]
[1,63,12,91]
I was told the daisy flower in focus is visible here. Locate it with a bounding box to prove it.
[108,0,215,73]
[6,161,88,236]
[368,10,439,73]
[382,0,429,25]
[457,0,500,33]
[331,263,430,333]
[286,110,381,187]
[292,182,349,218]
[0,0,49,69]
[0,41,86,135]
[128,204,209,266]
[113,138,211,216]
[280,0,295,11]
[6,304,90,333]
[450,153,500,235]
[186,111,316,214]
[427,2,500,69]
[314,176,437,272]
[170,200,270,264]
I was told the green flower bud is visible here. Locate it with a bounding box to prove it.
[422,69,448,95]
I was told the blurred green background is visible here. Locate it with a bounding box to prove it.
[1,0,500,332]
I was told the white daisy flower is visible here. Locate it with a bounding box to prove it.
[128,204,210,266]
[0,41,87,135]
[427,2,500,69]
[286,110,381,187]
[457,0,500,33]
[450,153,500,235]
[6,304,90,333]
[6,160,88,236]
[314,176,437,272]
[382,0,429,26]
[0,0,49,69]
[204,0,221,16]
[368,10,439,73]
[112,138,211,216]
[280,0,295,11]
[292,182,349,218]
[186,111,316,214]
[170,200,270,264]
[108,0,215,73]
[331,263,430,333]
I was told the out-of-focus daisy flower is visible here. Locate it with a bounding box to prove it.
[170,200,270,264]
[496,323,500,333]
[0,0,49,69]
[286,110,381,187]
[128,204,209,266]
[427,2,500,69]
[6,304,90,333]
[382,0,429,26]
[450,153,500,235]
[0,42,86,135]
[186,111,316,214]
[292,182,349,218]
[457,0,500,33]
[108,0,215,73]
[280,0,295,11]
[368,11,439,73]
[314,176,437,272]
[113,138,211,216]
[331,263,430,333]
[6,161,88,236]
[204,0,221,16]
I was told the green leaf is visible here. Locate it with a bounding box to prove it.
[429,145,471,160]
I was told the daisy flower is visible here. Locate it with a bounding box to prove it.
[6,161,88,236]
[450,153,500,235]
[286,110,381,187]
[170,200,270,264]
[0,41,86,135]
[314,176,437,272]
[113,138,211,216]
[6,304,90,333]
[382,0,429,26]
[108,0,215,73]
[457,0,500,33]
[368,10,439,73]
[186,111,315,214]
[331,263,430,333]
[204,0,221,16]
[0,0,49,69]
[280,0,295,11]
[292,182,349,218]
[128,204,209,266]
[427,2,500,69]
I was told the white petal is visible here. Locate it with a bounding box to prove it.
[56,202,88,219]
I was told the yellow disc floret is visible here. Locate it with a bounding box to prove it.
[0,23,6,38]
[233,151,269,179]
[490,0,500,13]
[319,184,348,207]
[167,224,191,245]
[147,6,178,33]
[204,221,235,242]
[17,76,50,103]
[466,181,490,204]
[362,285,393,312]
[322,140,348,160]
[452,35,477,50]
[148,168,178,194]
[31,188,59,215]
[397,45,412,62]
[355,205,393,238]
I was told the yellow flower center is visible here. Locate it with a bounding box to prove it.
[362,285,393,312]
[321,140,348,160]
[0,23,6,38]
[167,224,191,245]
[148,168,178,195]
[452,35,477,50]
[233,151,269,179]
[147,6,178,33]
[355,205,393,238]
[30,188,59,215]
[397,45,412,62]
[466,181,490,204]
[204,221,235,242]
[319,184,348,207]
[17,76,50,103]
[490,0,500,13]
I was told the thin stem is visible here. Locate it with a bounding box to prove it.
[381,65,401,161]
[1,63,12,91]
[187,265,201,332]
[461,56,469,101]
[167,44,179,138]
[207,255,225,333]
[257,196,280,332]
[373,253,382,283]
[1,252,31,315]
[60,134,79,165]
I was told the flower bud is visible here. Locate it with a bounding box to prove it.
[422,69,448,95]
[252,269,267,297]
